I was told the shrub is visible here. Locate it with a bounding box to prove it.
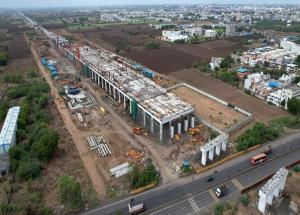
[0,102,9,122]
[32,129,59,162]
[240,194,250,206]
[0,51,8,66]
[3,74,23,83]
[292,166,300,173]
[58,175,83,209]
[236,122,281,151]
[144,41,160,49]
[214,204,224,215]
[16,158,41,181]
[128,160,159,189]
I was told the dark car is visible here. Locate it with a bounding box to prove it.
[264,146,272,155]
[207,176,214,182]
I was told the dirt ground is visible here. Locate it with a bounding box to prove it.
[172,85,246,131]
[123,39,245,73]
[6,31,35,71]
[168,69,290,123]
[70,23,162,51]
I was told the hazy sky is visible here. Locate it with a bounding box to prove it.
[1,0,299,8]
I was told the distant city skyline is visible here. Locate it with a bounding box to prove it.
[0,0,299,8]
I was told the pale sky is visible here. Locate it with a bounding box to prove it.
[0,0,299,8]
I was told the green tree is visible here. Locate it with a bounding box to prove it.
[16,158,41,181]
[214,204,224,215]
[32,129,59,162]
[0,51,8,66]
[287,97,300,115]
[295,55,300,67]
[58,175,83,209]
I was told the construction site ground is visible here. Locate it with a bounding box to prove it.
[167,68,290,123]
[32,39,187,199]
[172,85,247,131]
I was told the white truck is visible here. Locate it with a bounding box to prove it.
[128,199,146,215]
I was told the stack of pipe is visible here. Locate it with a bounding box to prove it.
[86,136,112,157]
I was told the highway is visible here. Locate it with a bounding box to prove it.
[82,135,300,215]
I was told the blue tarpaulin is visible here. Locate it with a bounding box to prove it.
[238,67,248,73]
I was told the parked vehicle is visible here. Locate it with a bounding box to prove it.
[250,153,267,165]
[128,199,146,215]
[215,186,227,198]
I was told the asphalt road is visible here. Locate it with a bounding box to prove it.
[82,136,300,215]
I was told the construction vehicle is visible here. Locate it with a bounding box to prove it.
[175,134,181,141]
[128,199,146,215]
[133,127,143,135]
[100,107,107,115]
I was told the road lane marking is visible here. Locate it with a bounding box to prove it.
[209,189,219,202]
[188,197,200,212]
[232,178,244,191]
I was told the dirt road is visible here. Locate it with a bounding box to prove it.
[26,36,106,198]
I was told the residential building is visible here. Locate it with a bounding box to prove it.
[204,29,217,38]
[161,30,189,42]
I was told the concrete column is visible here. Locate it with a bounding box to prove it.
[191,117,195,128]
[208,148,214,161]
[258,191,267,214]
[123,95,126,109]
[221,139,227,151]
[273,187,280,197]
[170,126,174,138]
[266,192,273,205]
[215,144,221,156]
[177,122,182,135]
[118,91,121,103]
[113,87,116,99]
[184,119,189,131]
[143,110,146,126]
[159,123,163,142]
[150,117,154,133]
[201,150,207,166]
[280,176,287,190]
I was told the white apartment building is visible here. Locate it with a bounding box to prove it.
[185,27,203,36]
[161,30,189,42]
[267,86,300,108]
[281,38,300,55]
[204,29,217,38]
